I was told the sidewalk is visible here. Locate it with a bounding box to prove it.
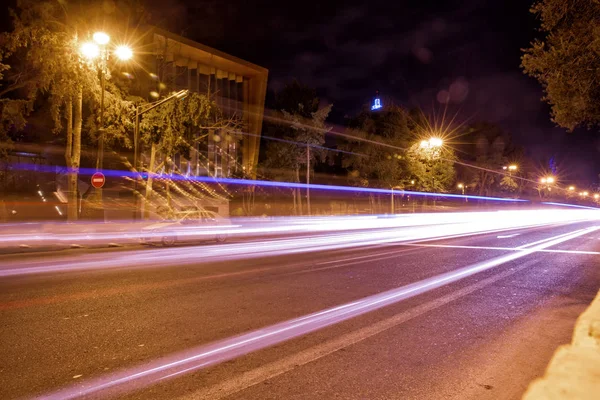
[522,289,600,399]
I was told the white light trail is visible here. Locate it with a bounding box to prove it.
[1,210,598,278]
[37,225,599,399]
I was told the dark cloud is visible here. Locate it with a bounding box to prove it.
[159,0,599,182]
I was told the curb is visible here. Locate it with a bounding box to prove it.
[522,289,600,400]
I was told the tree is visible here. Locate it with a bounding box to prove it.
[0,0,106,220]
[342,105,412,189]
[0,0,140,220]
[522,0,600,130]
[457,123,521,197]
[261,81,331,215]
[405,143,456,193]
[139,91,234,218]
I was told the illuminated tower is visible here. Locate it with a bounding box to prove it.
[371,90,383,111]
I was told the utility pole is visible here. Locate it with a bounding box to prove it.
[306,144,311,216]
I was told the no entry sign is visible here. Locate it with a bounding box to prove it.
[91,172,105,188]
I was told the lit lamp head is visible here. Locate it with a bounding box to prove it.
[594,194,600,200]
[93,32,110,45]
[546,176,555,184]
[115,45,133,61]
[80,42,100,59]
[540,178,547,184]
[429,137,443,147]
[568,186,575,191]
[457,183,464,189]
[508,165,517,171]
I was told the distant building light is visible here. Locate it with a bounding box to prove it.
[371,97,382,111]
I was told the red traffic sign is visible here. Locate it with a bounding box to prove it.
[91,172,105,188]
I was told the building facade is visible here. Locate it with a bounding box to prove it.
[142,27,268,179]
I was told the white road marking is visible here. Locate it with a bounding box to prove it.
[497,233,520,238]
[38,226,600,400]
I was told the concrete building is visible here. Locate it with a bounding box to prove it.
[140,27,268,179]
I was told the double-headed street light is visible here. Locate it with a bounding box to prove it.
[540,176,555,185]
[79,32,133,171]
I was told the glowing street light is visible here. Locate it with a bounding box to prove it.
[429,137,443,147]
[540,178,547,184]
[508,165,517,171]
[93,31,110,45]
[594,194,599,200]
[80,42,100,59]
[568,186,575,191]
[115,45,133,61]
[546,176,555,184]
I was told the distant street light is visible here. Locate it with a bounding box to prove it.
[568,186,575,191]
[115,45,133,61]
[594,194,599,200]
[457,183,466,201]
[508,165,517,171]
[540,176,554,184]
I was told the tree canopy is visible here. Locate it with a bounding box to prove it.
[522,0,600,130]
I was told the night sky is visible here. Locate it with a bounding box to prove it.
[1,0,598,183]
[147,0,598,184]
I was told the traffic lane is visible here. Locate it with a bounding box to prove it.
[1,216,585,278]
[417,220,597,249]
[0,221,595,398]
[4,222,596,396]
[2,218,588,315]
[1,246,517,399]
[162,231,600,400]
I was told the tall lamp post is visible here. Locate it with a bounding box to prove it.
[81,32,130,170]
[133,89,189,219]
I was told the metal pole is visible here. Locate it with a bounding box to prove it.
[306,144,311,216]
[97,65,105,171]
[391,188,394,214]
[133,106,140,219]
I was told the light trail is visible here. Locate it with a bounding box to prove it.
[0,209,597,251]
[7,162,528,202]
[1,210,598,278]
[37,225,600,399]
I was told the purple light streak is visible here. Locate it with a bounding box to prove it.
[36,225,599,399]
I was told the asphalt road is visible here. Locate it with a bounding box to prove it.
[1,220,599,399]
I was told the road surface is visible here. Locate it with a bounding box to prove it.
[1,219,599,399]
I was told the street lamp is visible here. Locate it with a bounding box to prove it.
[79,32,133,171]
[508,165,517,171]
[134,89,189,219]
[594,194,599,200]
[568,186,575,191]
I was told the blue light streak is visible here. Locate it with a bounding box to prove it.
[9,163,528,203]
[542,202,600,210]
